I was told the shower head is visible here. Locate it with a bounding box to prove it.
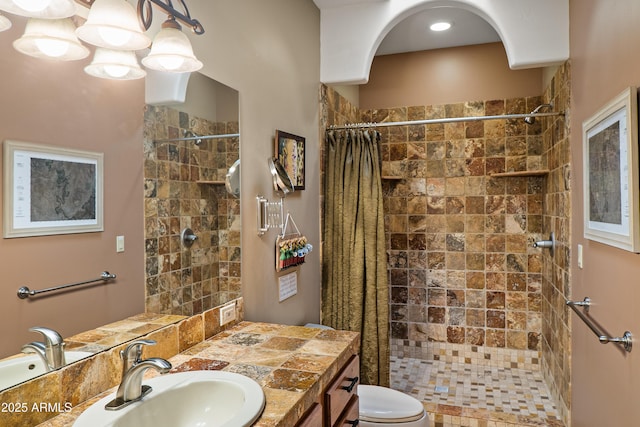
[183,129,203,145]
[524,103,554,125]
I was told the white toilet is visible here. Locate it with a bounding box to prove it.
[358,385,429,427]
[304,324,430,427]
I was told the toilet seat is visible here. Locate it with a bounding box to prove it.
[358,385,425,423]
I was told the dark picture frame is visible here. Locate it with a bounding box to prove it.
[275,130,305,190]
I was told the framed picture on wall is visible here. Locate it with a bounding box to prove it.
[275,130,305,190]
[583,86,640,252]
[3,140,104,238]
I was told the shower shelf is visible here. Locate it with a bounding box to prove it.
[490,170,549,177]
[381,176,403,180]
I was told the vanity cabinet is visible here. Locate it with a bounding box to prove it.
[334,396,359,427]
[297,402,323,427]
[324,355,360,427]
[295,354,360,427]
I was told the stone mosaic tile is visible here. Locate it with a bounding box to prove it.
[281,354,335,373]
[260,336,308,351]
[178,314,204,352]
[224,363,273,382]
[263,369,320,393]
[391,356,563,427]
[170,357,228,372]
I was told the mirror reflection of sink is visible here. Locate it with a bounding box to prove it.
[73,370,265,427]
[0,351,93,390]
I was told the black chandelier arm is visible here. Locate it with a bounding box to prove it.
[137,0,205,35]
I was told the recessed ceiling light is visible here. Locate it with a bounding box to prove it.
[430,21,452,32]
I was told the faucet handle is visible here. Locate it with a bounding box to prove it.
[29,326,64,347]
[120,339,157,374]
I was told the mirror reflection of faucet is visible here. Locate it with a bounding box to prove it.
[21,326,66,372]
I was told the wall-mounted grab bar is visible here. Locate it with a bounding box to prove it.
[17,271,117,299]
[566,297,632,352]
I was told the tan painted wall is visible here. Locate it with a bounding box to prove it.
[360,42,542,109]
[570,1,640,425]
[0,18,145,357]
[187,0,322,326]
[0,0,323,357]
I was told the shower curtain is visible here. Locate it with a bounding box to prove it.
[322,129,390,387]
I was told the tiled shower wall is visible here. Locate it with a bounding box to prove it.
[362,100,546,353]
[540,62,572,425]
[143,105,241,316]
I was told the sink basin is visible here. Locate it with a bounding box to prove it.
[0,351,93,390]
[73,370,265,427]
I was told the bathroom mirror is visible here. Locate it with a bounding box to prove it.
[225,159,241,198]
[269,157,295,196]
[144,72,241,313]
[0,41,241,390]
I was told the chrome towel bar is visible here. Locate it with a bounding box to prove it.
[566,297,632,352]
[17,271,116,299]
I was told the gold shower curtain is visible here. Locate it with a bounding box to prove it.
[322,129,390,387]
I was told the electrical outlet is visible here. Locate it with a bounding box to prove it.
[220,302,236,326]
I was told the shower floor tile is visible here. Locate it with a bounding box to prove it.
[390,357,564,427]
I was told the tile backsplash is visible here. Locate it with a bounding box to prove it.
[0,299,243,426]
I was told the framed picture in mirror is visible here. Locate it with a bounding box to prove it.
[582,86,640,252]
[3,140,104,238]
[275,130,305,190]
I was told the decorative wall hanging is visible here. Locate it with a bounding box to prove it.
[3,140,103,238]
[275,212,312,272]
[275,130,305,190]
[583,86,640,252]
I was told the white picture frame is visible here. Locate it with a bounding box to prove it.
[3,140,104,238]
[583,87,640,252]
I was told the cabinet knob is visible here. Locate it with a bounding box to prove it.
[345,419,359,426]
[340,376,359,393]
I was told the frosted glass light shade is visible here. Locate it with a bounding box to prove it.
[0,0,75,18]
[13,18,89,60]
[84,48,146,80]
[142,26,202,73]
[0,13,11,31]
[76,0,150,50]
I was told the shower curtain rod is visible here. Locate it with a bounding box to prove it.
[154,132,240,143]
[327,111,564,130]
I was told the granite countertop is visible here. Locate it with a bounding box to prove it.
[38,321,360,427]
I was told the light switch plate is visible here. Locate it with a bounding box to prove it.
[577,244,583,269]
[116,235,125,253]
[220,302,236,326]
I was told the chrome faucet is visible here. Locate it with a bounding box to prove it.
[21,326,66,371]
[105,339,172,410]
